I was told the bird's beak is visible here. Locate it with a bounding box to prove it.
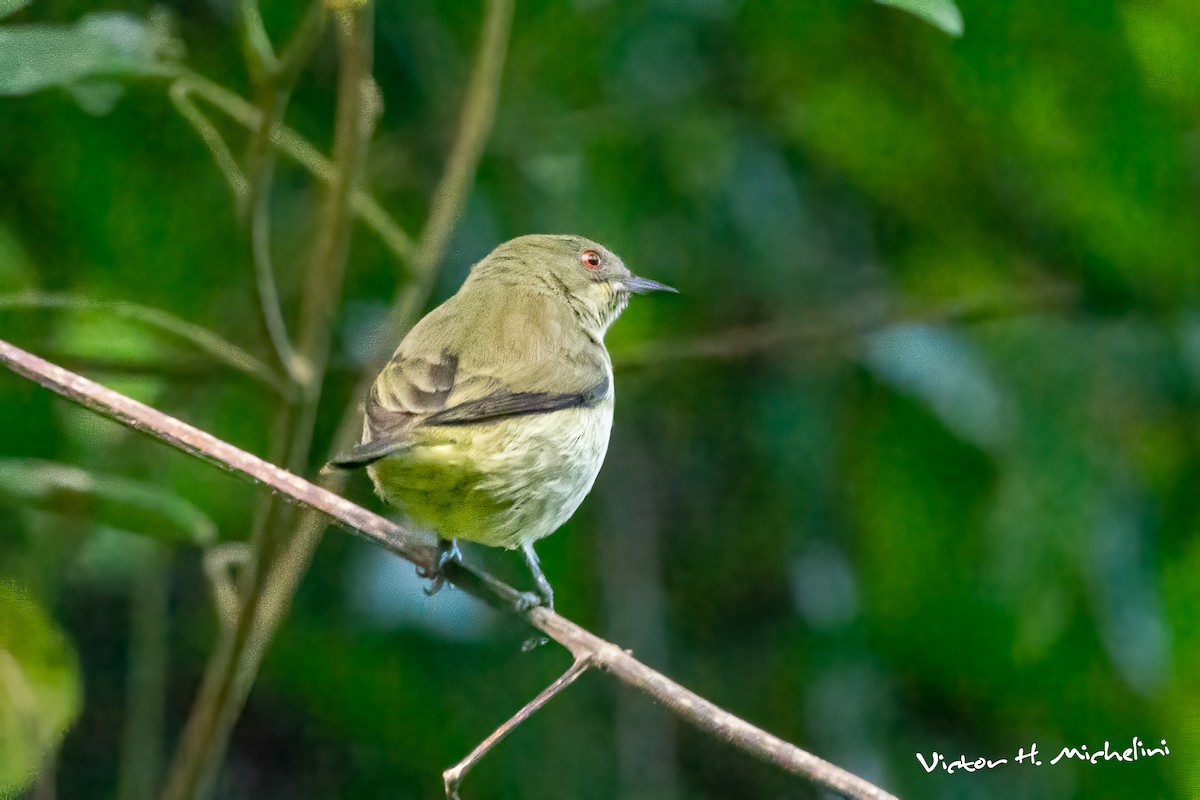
[622,275,678,294]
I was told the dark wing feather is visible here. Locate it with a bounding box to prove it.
[325,435,412,470]
[423,376,609,426]
[326,352,461,469]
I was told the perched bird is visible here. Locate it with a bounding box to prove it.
[330,234,675,609]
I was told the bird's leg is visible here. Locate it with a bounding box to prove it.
[417,537,462,596]
[518,542,554,611]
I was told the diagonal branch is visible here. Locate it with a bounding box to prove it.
[0,338,901,800]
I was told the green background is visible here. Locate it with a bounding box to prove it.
[2,0,1199,798]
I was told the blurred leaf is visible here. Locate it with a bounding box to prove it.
[0,0,29,21]
[0,459,217,547]
[63,79,124,116]
[875,0,964,37]
[861,323,1010,452]
[1121,2,1200,109]
[0,581,81,795]
[0,11,181,99]
[1086,494,1169,697]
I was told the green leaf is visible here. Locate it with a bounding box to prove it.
[0,0,30,21]
[0,581,81,795]
[0,11,182,98]
[875,0,964,37]
[0,459,217,547]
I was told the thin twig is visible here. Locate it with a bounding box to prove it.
[167,79,250,201]
[614,283,1078,370]
[0,338,901,800]
[444,657,593,800]
[238,0,328,385]
[277,2,328,87]
[166,70,414,263]
[241,72,303,385]
[248,176,306,383]
[236,0,279,82]
[0,292,287,395]
[202,543,251,633]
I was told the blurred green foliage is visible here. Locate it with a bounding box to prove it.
[0,581,80,795]
[2,0,1199,798]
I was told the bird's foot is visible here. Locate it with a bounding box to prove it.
[516,544,554,650]
[515,590,551,650]
[514,591,543,613]
[521,634,550,652]
[521,543,555,611]
[417,538,462,596]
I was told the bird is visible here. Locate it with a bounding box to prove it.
[329,234,675,610]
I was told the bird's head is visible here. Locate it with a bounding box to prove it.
[467,234,676,336]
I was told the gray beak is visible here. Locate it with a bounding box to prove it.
[623,275,678,294]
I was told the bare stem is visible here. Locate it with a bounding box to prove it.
[159,8,377,799]
[168,79,249,200]
[0,338,900,800]
[236,0,278,81]
[239,0,328,384]
[443,657,593,800]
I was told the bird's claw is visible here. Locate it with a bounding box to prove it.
[417,538,462,596]
[515,593,551,649]
[514,591,543,613]
[421,573,446,596]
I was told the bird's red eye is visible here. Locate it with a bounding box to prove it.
[581,250,602,270]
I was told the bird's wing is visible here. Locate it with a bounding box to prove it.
[327,295,610,470]
[422,377,609,426]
